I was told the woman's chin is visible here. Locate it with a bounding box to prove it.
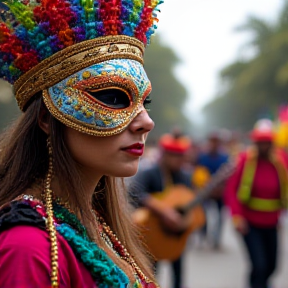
[108,163,139,178]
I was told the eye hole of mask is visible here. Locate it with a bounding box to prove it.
[87,89,131,109]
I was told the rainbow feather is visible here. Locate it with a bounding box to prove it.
[0,0,163,84]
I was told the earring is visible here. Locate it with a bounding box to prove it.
[45,137,59,288]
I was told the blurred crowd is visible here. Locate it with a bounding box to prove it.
[129,114,288,288]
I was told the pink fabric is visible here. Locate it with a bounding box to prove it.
[0,226,96,288]
[225,153,282,227]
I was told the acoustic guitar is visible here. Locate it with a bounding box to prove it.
[133,162,235,261]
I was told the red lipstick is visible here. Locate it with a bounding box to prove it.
[121,143,144,156]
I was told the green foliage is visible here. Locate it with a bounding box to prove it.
[144,36,191,141]
[204,1,288,131]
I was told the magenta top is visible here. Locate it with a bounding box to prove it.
[0,225,96,288]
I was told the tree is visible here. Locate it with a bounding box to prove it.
[144,36,191,141]
[203,1,288,132]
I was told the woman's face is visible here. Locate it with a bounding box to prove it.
[64,109,154,178]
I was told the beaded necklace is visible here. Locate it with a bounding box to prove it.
[24,195,130,287]
[52,198,158,288]
[94,212,155,286]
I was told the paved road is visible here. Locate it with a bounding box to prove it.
[157,211,288,288]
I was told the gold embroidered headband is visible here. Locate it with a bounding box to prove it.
[14,35,144,111]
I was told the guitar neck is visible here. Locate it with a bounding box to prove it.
[180,182,217,213]
[179,162,235,214]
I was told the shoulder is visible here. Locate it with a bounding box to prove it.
[0,225,50,250]
[0,200,62,274]
[0,200,96,288]
[0,225,74,266]
[0,224,82,263]
[0,225,52,287]
[0,225,95,288]
[0,199,74,261]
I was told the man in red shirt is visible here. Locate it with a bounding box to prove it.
[225,119,288,288]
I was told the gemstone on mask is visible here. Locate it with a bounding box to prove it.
[82,71,91,79]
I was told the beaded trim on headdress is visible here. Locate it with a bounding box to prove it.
[0,0,163,110]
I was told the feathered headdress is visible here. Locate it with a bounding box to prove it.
[0,0,163,110]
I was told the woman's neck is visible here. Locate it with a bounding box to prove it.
[51,168,102,208]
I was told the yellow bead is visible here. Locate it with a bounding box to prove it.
[52,243,58,249]
[51,280,59,287]
[82,71,91,79]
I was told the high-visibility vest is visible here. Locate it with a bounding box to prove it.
[237,150,288,212]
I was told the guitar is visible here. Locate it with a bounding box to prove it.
[132,162,236,261]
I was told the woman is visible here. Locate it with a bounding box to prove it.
[0,0,163,287]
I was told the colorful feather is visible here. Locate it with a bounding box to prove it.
[0,0,163,84]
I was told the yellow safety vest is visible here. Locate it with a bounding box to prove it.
[237,150,288,212]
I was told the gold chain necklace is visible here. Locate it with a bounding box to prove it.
[93,212,152,284]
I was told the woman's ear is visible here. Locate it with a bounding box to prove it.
[38,104,50,135]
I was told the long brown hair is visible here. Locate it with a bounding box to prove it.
[0,94,155,281]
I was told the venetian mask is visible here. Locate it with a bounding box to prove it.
[43,59,152,136]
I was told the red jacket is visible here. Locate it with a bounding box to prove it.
[225,151,287,227]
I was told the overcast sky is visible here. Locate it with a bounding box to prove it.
[156,0,284,124]
[0,1,284,116]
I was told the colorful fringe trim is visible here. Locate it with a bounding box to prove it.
[56,223,130,288]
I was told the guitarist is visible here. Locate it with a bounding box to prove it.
[130,132,193,288]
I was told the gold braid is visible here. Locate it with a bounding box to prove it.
[44,138,59,287]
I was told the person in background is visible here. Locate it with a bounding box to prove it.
[130,132,192,288]
[225,119,288,288]
[193,133,229,249]
[221,130,245,161]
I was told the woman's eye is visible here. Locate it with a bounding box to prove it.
[87,89,131,108]
[144,97,152,111]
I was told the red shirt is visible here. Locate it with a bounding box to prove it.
[0,226,96,288]
[225,153,282,227]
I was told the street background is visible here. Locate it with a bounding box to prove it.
[158,210,288,288]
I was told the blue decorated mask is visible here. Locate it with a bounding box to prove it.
[42,59,152,136]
